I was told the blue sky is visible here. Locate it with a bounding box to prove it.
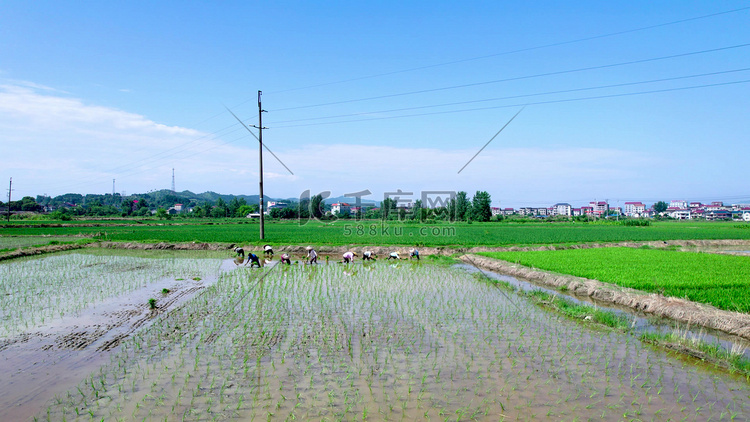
[2,1,749,208]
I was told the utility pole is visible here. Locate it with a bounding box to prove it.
[252,91,268,240]
[6,178,13,223]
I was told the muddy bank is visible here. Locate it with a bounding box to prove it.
[92,241,230,251]
[4,238,750,262]
[461,254,750,341]
[0,243,85,262]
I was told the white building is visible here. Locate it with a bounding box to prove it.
[670,200,688,209]
[589,201,609,216]
[623,202,646,217]
[552,203,572,216]
[331,203,351,215]
[668,209,691,220]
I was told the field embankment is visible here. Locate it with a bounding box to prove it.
[4,238,750,262]
[462,253,750,341]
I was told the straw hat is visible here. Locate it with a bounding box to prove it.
[306,246,313,250]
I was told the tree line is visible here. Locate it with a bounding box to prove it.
[6,189,494,221]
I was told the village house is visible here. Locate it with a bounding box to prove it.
[331,203,351,215]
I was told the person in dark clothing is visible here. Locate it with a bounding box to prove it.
[280,253,291,265]
[233,247,245,258]
[246,253,262,268]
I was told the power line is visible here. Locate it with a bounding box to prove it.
[269,67,750,126]
[271,78,750,129]
[268,6,750,95]
[270,42,750,113]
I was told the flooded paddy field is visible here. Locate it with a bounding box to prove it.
[0,251,227,420]
[18,258,749,421]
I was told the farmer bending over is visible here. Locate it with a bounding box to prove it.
[233,247,245,258]
[388,252,400,260]
[263,244,274,256]
[246,253,262,268]
[280,253,291,265]
[363,251,376,261]
[306,246,318,264]
[410,248,420,260]
[342,251,357,263]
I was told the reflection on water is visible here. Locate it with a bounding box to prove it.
[455,262,750,360]
[43,263,749,421]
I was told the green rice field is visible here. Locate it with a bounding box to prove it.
[3,220,750,246]
[28,258,750,421]
[478,248,750,313]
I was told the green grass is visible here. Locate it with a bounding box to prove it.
[3,219,750,247]
[640,331,750,377]
[0,236,83,250]
[478,248,750,313]
[526,289,632,330]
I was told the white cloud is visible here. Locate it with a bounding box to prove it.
[0,81,662,207]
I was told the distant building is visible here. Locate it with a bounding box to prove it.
[589,201,609,216]
[267,201,288,209]
[670,200,688,209]
[331,203,351,215]
[705,210,731,221]
[705,202,727,211]
[552,203,572,216]
[668,208,691,220]
[623,202,646,217]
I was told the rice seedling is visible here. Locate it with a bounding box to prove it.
[0,253,221,337]
[34,260,750,421]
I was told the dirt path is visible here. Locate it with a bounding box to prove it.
[4,238,750,262]
[460,254,750,341]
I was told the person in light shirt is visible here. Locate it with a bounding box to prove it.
[306,246,318,264]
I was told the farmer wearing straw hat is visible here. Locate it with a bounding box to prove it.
[280,253,291,265]
[363,250,377,261]
[245,253,262,268]
[263,244,274,256]
[342,251,357,263]
[306,246,318,264]
[409,248,420,260]
[388,251,400,260]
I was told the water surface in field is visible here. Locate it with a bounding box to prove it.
[42,262,750,421]
[455,262,750,360]
[0,253,233,421]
